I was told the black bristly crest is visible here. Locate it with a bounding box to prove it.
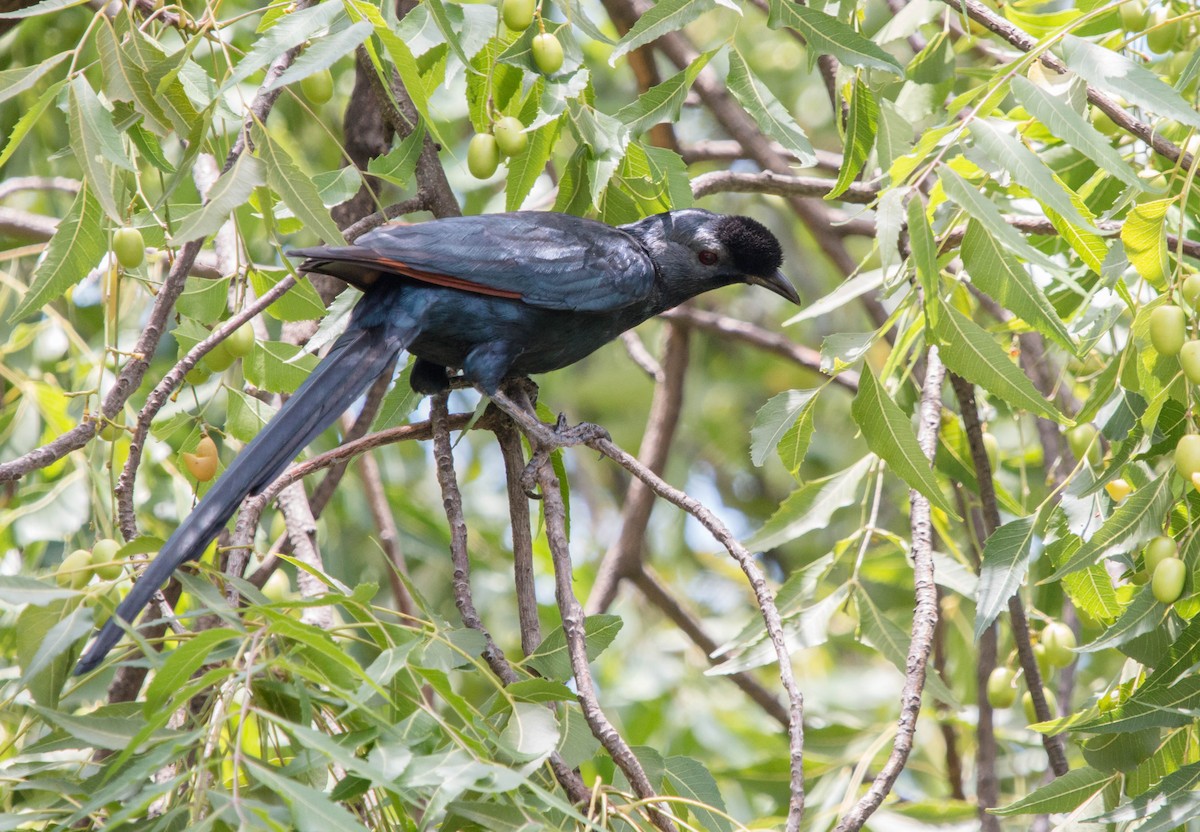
[715,215,784,278]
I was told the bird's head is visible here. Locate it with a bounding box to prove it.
[625,209,800,306]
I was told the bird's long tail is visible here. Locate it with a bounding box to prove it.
[74,323,408,675]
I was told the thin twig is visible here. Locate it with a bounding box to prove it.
[835,347,945,832]
[691,170,878,203]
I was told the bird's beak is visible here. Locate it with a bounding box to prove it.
[749,270,801,305]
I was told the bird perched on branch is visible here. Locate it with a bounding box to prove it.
[74,208,797,675]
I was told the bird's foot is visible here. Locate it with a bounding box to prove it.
[550,412,610,446]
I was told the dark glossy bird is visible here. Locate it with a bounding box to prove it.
[74,209,796,675]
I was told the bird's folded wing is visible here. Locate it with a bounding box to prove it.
[295,213,657,313]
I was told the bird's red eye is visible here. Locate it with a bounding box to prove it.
[698,250,719,266]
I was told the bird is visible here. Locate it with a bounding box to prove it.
[73,208,797,675]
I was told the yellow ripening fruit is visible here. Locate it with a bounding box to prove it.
[986,667,1017,708]
[113,226,145,269]
[56,549,94,589]
[300,68,334,105]
[1176,435,1200,481]
[1152,557,1187,604]
[1041,622,1076,668]
[1105,478,1132,502]
[183,435,219,482]
[1149,304,1187,356]
[502,0,536,30]
[493,116,529,156]
[89,538,124,581]
[531,32,564,74]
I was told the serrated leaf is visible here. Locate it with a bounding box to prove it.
[1044,187,1109,276]
[970,120,1097,231]
[1122,198,1173,291]
[712,583,850,673]
[0,575,80,605]
[1061,36,1200,130]
[852,369,957,517]
[524,615,623,681]
[1049,537,1121,625]
[1010,75,1143,191]
[974,516,1037,640]
[664,757,731,832]
[498,702,559,762]
[785,269,884,324]
[1143,615,1200,691]
[726,49,816,166]
[777,395,818,477]
[67,77,132,223]
[827,76,877,200]
[961,220,1075,350]
[747,455,874,550]
[268,20,372,90]
[249,269,326,323]
[609,0,733,66]
[143,629,241,715]
[931,303,1063,422]
[506,109,562,211]
[751,388,821,467]
[0,0,89,17]
[1076,586,1167,654]
[352,0,436,139]
[217,2,346,94]
[173,154,265,243]
[366,121,426,189]
[243,341,319,394]
[246,757,365,832]
[254,125,346,245]
[907,195,940,305]
[226,389,278,443]
[992,766,1115,816]
[616,49,715,135]
[313,166,363,207]
[0,77,65,169]
[1043,472,1174,581]
[857,588,959,705]
[1073,675,1200,735]
[1091,760,1200,823]
[0,50,68,104]
[766,2,903,75]
[10,182,106,322]
[19,599,89,706]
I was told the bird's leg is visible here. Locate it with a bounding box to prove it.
[409,358,451,394]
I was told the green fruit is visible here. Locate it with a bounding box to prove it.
[986,667,1017,708]
[1144,536,1179,574]
[981,431,999,470]
[262,570,292,603]
[502,0,536,30]
[493,116,528,157]
[224,322,255,358]
[1147,8,1182,53]
[1090,106,1120,137]
[1182,272,1200,309]
[203,340,237,372]
[113,227,145,269]
[1181,341,1200,384]
[300,68,334,105]
[1120,0,1148,31]
[1152,557,1187,604]
[99,410,125,441]
[467,133,500,179]
[90,539,124,581]
[270,511,286,541]
[1023,687,1058,723]
[531,32,564,74]
[1041,622,1076,668]
[1176,435,1200,481]
[1149,304,1187,356]
[185,364,211,385]
[1032,642,1051,676]
[56,549,93,589]
[1066,424,1101,465]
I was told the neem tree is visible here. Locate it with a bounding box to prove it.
[1,0,1199,829]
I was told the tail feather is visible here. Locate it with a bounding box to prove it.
[74,324,408,675]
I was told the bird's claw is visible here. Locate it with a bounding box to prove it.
[520,449,549,499]
[552,417,610,446]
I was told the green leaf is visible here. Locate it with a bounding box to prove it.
[663,757,732,832]
[856,587,959,705]
[1061,36,1200,130]
[609,0,733,66]
[961,220,1075,351]
[18,598,88,707]
[931,303,1063,422]
[1143,615,1200,691]
[1043,472,1174,581]
[1092,760,1200,823]
[10,182,106,322]
[726,49,816,166]
[776,394,818,478]
[0,77,65,169]
[616,49,716,135]
[747,455,874,550]
[827,75,878,200]
[32,703,176,750]
[0,0,87,15]
[907,195,940,304]
[248,269,326,322]
[1043,187,1109,276]
[1072,674,1200,735]
[172,154,265,243]
[506,105,562,211]
[851,369,957,517]
[766,2,903,75]
[970,120,1097,231]
[974,516,1037,640]
[1122,198,1173,291]
[714,583,851,673]
[366,120,426,189]
[143,629,241,715]
[352,0,436,139]
[497,702,560,762]
[1009,75,1144,191]
[246,757,366,832]
[751,388,821,467]
[1076,586,1167,654]
[0,50,68,104]
[217,2,346,94]
[254,125,346,245]
[992,766,1115,816]
[243,340,319,395]
[67,77,133,223]
[268,20,372,90]
[1049,537,1121,625]
[226,389,277,443]
[937,166,1061,274]
[0,575,79,605]
[524,614,623,681]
